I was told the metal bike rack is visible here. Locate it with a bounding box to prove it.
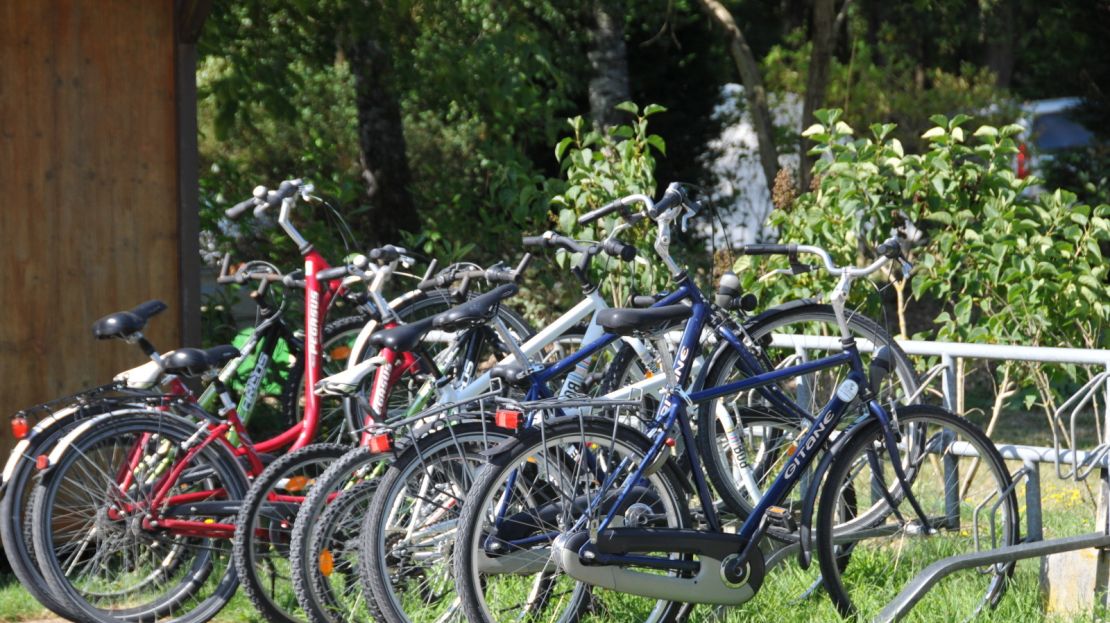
[768,335,1110,621]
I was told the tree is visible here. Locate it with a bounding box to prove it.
[695,0,779,194]
[342,31,418,242]
[587,0,632,129]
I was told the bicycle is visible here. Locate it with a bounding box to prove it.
[355,227,921,623]
[451,183,1017,622]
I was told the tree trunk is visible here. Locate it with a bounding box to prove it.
[587,0,631,129]
[983,0,1015,88]
[799,0,837,189]
[696,0,779,194]
[344,36,417,243]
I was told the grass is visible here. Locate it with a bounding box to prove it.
[2,409,1108,622]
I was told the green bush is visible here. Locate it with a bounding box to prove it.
[741,108,1110,353]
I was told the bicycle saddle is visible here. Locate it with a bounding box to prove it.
[369,316,437,353]
[596,305,691,337]
[205,344,241,368]
[432,284,518,332]
[161,348,211,377]
[91,300,168,339]
[490,362,530,388]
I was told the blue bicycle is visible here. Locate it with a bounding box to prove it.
[452,184,1018,622]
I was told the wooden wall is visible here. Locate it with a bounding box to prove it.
[0,1,199,458]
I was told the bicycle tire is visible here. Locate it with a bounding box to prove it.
[232,442,350,623]
[815,405,1018,620]
[30,411,250,623]
[453,416,692,623]
[359,422,513,623]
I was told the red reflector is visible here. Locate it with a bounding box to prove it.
[11,416,29,440]
[495,409,521,430]
[369,433,392,453]
[35,455,49,471]
[664,437,676,448]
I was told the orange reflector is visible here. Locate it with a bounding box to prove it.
[329,345,352,361]
[319,549,334,576]
[369,433,392,453]
[786,443,797,456]
[285,475,311,492]
[664,437,676,448]
[495,409,521,430]
[35,455,49,471]
[10,416,29,440]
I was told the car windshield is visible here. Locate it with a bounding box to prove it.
[1032,111,1094,151]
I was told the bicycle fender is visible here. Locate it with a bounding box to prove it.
[1,405,82,487]
[796,417,882,569]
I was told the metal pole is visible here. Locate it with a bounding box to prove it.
[941,355,960,526]
[1097,365,1110,607]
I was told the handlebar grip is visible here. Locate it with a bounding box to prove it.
[225,198,256,219]
[316,266,350,282]
[738,244,796,256]
[602,239,637,262]
[369,245,404,262]
[631,295,660,308]
[521,235,547,248]
[649,182,685,217]
[578,199,624,225]
[876,237,903,260]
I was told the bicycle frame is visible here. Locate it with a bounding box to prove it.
[489,271,922,588]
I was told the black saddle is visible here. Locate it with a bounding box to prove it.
[597,305,692,337]
[162,348,211,377]
[205,344,241,368]
[368,284,519,353]
[369,316,437,353]
[92,300,168,340]
[432,284,518,332]
[490,362,531,388]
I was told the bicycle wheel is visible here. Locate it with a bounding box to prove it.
[30,411,249,623]
[1,401,138,620]
[815,405,1018,620]
[232,443,350,623]
[360,423,512,623]
[305,479,380,623]
[454,416,692,623]
[288,447,392,623]
[697,303,919,518]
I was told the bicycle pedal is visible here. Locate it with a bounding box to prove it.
[765,506,797,533]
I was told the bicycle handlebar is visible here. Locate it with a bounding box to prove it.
[737,236,909,278]
[224,179,307,219]
[416,254,532,291]
[521,231,637,262]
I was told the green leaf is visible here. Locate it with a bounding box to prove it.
[614,101,639,115]
[891,138,904,158]
[973,125,998,138]
[643,103,667,117]
[921,127,946,140]
[802,123,825,137]
[646,134,666,155]
[554,137,573,162]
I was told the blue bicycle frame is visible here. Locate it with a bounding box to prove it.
[496,271,921,574]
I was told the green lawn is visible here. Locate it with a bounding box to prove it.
[3,409,1108,622]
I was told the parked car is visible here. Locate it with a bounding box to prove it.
[1015,97,1095,181]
